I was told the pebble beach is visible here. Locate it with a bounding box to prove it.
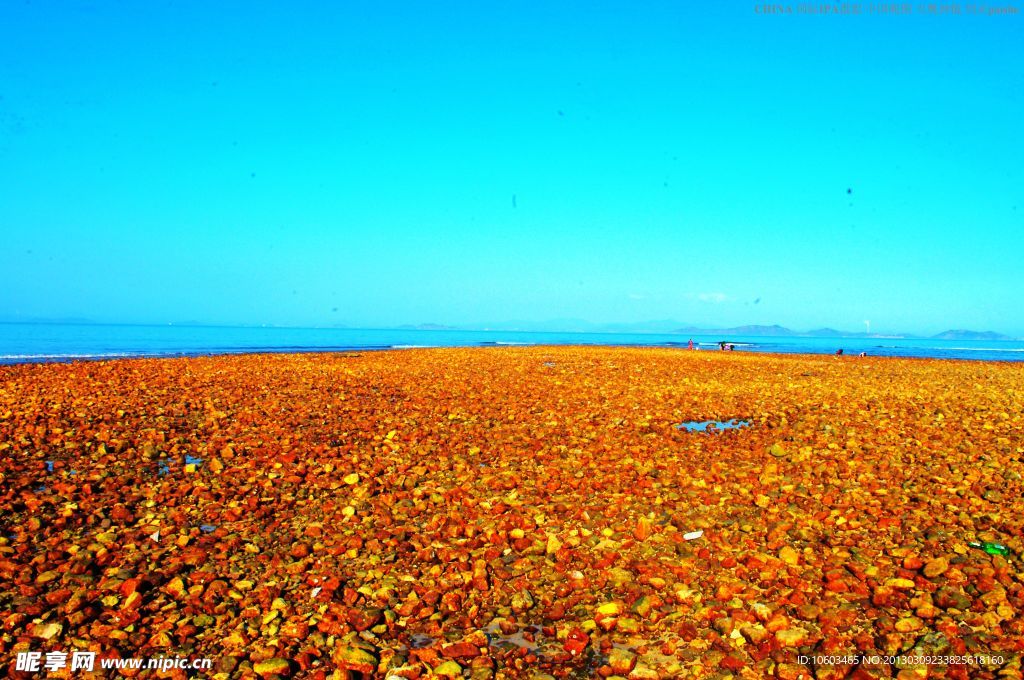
[2,347,1022,679]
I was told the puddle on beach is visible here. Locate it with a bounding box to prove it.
[676,419,751,432]
[156,456,202,477]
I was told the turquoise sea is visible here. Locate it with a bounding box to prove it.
[1,323,1022,364]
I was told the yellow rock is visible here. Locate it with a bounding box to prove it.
[122,591,143,610]
[433,660,463,677]
[546,534,563,555]
[344,473,360,485]
[32,622,63,640]
[149,631,172,647]
[922,557,949,578]
[775,627,808,646]
[35,570,60,584]
[165,577,186,598]
[222,630,249,649]
[608,648,636,674]
[331,640,379,674]
[895,616,923,632]
[779,546,800,565]
[254,658,291,677]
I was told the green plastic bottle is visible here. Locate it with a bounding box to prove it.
[968,541,1010,556]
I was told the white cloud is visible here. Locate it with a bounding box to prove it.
[695,292,729,303]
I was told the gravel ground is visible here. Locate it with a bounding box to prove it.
[1,347,1022,679]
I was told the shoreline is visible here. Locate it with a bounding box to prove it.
[3,326,1024,367]
[3,342,1024,367]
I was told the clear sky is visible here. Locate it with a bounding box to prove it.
[1,2,1021,335]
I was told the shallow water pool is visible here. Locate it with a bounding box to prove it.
[676,419,751,432]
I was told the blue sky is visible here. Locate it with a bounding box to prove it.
[1,2,1021,335]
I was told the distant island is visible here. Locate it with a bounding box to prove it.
[930,329,1013,341]
[455,320,1016,339]
[406,320,1017,339]
[674,324,796,337]
[671,325,1013,340]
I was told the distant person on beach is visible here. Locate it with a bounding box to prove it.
[728,344,735,351]
[836,348,844,356]
[688,338,694,350]
[719,341,727,351]
[859,351,866,357]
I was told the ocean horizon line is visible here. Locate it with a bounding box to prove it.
[0,319,1019,341]
[2,323,1024,365]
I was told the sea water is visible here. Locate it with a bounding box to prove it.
[1,323,1022,364]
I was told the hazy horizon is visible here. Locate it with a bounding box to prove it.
[2,3,1021,335]
[0,315,1018,339]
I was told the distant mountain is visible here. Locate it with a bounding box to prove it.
[674,324,796,337]
[731,324,796,336]
[381,319,1017,340]
[806,327,846,337]
[931,329,1012,341]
